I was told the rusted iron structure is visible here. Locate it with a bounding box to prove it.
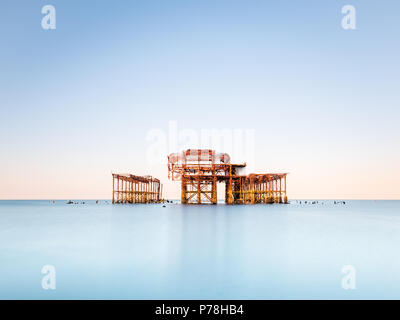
[168,149,288,204]
[112,173,162,204]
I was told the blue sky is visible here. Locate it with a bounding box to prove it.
[1,0,399,199]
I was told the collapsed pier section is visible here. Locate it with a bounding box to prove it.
[112,173,163,204]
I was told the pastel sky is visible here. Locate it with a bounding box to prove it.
[1,0,399,200]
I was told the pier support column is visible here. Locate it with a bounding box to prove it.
[117,177,120,203]
[250,178,255,204]
[181,179,187,204]
[225,181,233,204]
[112,175,115,204]
[197,178,201,204]
[211,178,217,204]
[284,175,288,203]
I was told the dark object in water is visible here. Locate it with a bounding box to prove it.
[67,201,73,204]
[96,200,99,204]
[162,205,166,208]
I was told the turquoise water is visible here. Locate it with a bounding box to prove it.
[0,200,399,299]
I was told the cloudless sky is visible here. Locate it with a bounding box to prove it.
[1,0,399,199]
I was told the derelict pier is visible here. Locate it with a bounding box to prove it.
[168,149,288,204]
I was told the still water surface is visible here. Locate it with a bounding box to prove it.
[0,200,399,299]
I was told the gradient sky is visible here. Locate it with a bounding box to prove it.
[1,0,399,199]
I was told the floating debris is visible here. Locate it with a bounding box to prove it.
[334,200,346,205]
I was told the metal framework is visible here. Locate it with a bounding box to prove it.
[112,173,162,204]
[168,149,288,204]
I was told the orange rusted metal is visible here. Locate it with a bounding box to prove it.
[168,149,288,204]
[112,173,162,204]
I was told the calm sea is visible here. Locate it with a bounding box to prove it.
[0,200,399,299]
